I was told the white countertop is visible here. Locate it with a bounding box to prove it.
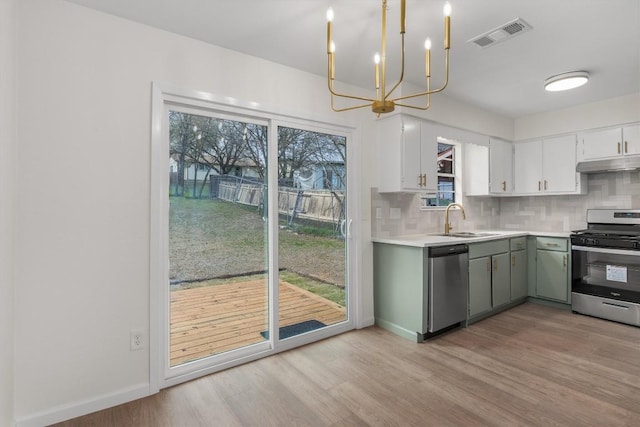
[372,230,570,248]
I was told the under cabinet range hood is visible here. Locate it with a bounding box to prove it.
[576,157,640,173]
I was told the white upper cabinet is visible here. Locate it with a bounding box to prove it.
[377,114,437,193]
[489,138,513,195]
[580,124,640,161]
[464,138,513,197]
[513,139,540,194]
[513,135,584,195]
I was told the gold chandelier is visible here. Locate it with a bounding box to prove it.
[326,0,452,114]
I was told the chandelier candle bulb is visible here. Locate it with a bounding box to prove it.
[424,38,432,77]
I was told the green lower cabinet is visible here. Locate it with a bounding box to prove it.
[372,243,428,341]
[533,236,570,304]
[491,252,511,307]
[469,257,492,317]
[468,239,512,318]
[536,249,569,302]
[510,250,528,300]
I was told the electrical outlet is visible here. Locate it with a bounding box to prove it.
[130,329,144,351]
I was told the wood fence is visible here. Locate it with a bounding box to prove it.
[217,181,344,225]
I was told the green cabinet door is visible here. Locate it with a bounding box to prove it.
[469,257,492,317]
[536,249,569,302]
[492,252,511,307]
[510,250,528,300]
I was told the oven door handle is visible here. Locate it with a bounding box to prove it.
[572,245,640,256]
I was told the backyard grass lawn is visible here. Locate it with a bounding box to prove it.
[169,197,346,306]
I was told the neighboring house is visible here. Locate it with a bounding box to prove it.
[169,155,262,184]
[294,162,345,190]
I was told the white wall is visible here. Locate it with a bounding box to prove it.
[0,0,16,425]
[514,93,640,140]
[13,0,376,424]
[13,0,518,424]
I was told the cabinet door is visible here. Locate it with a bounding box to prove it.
[536,250,569,302]
[469,257,492,317]
[464,143,490,196]
[513,140,542,194]
[510,250,527,300]
[401,116,423,191]
[582,128,622,160]
[623,124,640,156]
[543,135,577,193]
[491,253,511,307]
[420,121,438,192]
[489,138,513,194]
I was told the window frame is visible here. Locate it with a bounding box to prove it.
[420,137,462,209]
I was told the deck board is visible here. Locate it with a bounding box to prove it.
[170,280,346,366]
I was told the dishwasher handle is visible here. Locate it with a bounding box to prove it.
[428,244,469,258]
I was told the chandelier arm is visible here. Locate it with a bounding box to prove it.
[394,99,431,111]
[384,34,406,101]
[327,56,376,103]
[391,50,450,102]
[331,95,374,112]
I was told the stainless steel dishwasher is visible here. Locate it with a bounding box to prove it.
[427,244,469,336]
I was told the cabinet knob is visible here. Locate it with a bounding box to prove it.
[538,181,541,191]
[502,180,506,191]
[563,255,567,268]
[544,180,548,190]
[417,175,422,187]
[494,258,498,271]
[486,260,491,272]
[625,141,628,153]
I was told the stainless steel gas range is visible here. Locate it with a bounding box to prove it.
[571,209,640,327]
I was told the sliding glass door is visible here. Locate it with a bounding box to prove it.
[167,108,270,367]
[276,125,347,339]
[152,86,353,385]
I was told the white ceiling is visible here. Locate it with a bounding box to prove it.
[64,0,640,118]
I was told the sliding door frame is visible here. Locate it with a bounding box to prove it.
[150,82,359,392]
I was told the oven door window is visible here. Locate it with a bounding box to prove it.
[572,248,640,303]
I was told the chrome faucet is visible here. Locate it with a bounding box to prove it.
[444,203,466,235]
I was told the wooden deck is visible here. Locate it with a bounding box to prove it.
[170,280,346,366]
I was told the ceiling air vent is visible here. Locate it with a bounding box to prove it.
[469,18,532,48]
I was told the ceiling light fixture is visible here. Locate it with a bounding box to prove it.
[544,71,589,92]
[326,0,452,115]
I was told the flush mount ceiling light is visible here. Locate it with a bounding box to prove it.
[326,0,452,115]
[544,71,589,92]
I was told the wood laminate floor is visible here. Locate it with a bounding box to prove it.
[51,303,640,426]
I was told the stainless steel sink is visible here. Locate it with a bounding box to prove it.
[431,232,499,238]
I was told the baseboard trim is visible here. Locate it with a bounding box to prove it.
[15,383,150,427]
[374,318,419,342]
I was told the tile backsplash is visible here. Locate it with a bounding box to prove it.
[371,171,640,238]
